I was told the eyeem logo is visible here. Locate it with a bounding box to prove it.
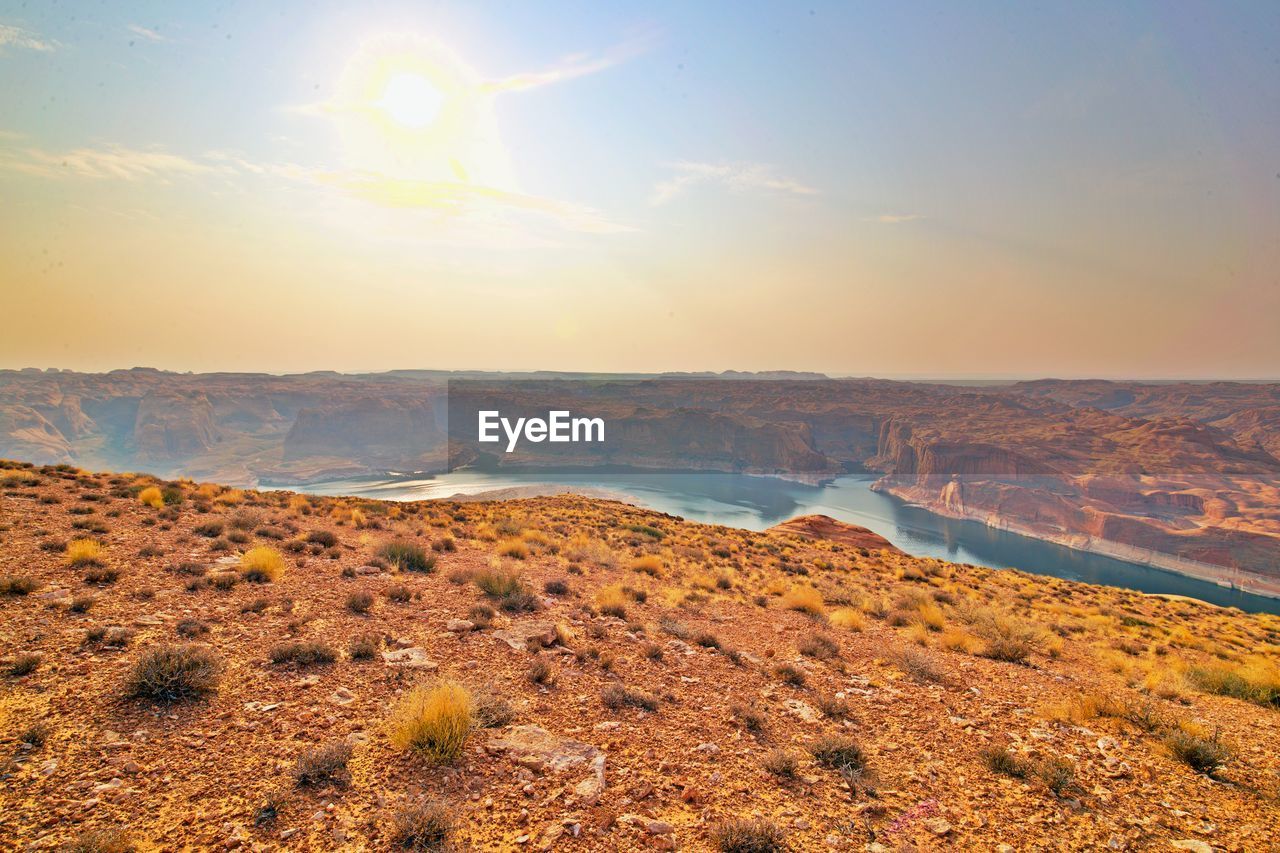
[478,410,605,453]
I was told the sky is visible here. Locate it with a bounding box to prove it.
[1,1,1278,378]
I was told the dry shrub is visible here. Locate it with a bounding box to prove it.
[269,641,337,666]
[240,546,285,583]
[713,817,787,852]
[63,828,135,853]
[295,741,353,786]
[564,533,616,567]
[809,734,867,781]
[1188,659,1280,707]
[137,486,164,508]
[387,680,474,763]
[595,584,628,618]
[601,683,658,711]
[389,799,452,851]
[474,567,536,612]
[962,606,1039,663]
[761,748,799,779]
[1165,720,1232,775]
[630,554,663,576]
[781,586,824,616]
[496,538,529,559]
[66,538,102,566]
[889,646,945,683]
[125,643,222,701]
[828,607,865,631]
[0,575,39,596]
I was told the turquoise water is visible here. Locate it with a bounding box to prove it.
[297,469,1280,615]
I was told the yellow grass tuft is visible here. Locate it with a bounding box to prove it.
[829,607,865,631]
[66,539,102,566]
[240,546,285,582]
[596,584,628,617]
[137,486,164,508]
[630,555,663,576]
[386,680,474,763]
[781,585,824,616]
[496,539,530,560]
[520,529,551,547]
[913,600,946,632]
[214,489,245,506]
[940,628,983,654]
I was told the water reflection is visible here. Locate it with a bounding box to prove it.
[296,469,1280,615]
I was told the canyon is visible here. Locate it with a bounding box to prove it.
[1,369,1278,586]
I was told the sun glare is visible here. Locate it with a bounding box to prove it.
[376,72,445,129]
[328,34,513,191]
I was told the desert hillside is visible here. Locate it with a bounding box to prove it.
[2,459,1280,851]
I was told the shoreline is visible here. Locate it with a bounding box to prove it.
[873,482,1280,602]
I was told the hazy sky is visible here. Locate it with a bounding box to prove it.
[2,2,1278,377]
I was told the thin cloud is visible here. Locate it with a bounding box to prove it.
[291,31,656,117]
[482,31,655,94]
[0,143,213,181]
[318,171,636,235]
[127,24,168,43]
[868,213,924,224]
[651,161,819,205]
[0,140,632,237]
[0,23,57,52]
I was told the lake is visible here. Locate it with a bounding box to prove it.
[298,469,1280,615]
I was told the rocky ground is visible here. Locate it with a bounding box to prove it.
[1,459,1279,851]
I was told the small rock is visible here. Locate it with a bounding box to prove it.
[924,817,952,836]
[381,647,437,669]
[447,619,475,633]
[1170,842,1213,853]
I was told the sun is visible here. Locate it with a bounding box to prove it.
[375,72,445,130]
[328,34,512,188]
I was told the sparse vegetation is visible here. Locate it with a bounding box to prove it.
[389,799,452,851]
[66,538,103,566]
[0,575,39,596]
[125,644,222,701]
[379,540,435,572]
[10,652,42,677]
[1188,660,1280,707]
[809,734,867,782]
[386,681,474,764]
[349,633,381,660]
[347,590,374,614]
[269,641,337,666]
[761,747,799,779]
[595,584,628,617]
[63,828,135,853]
[1166,726,1232,775]
[890,646,945,683]
[781,586,824,616]
[601,683,659,711]
[713,818,787,852]
[474,567,536,612]
[240,546,285,582]
[294,741,353,786]
[773,662,807,687]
